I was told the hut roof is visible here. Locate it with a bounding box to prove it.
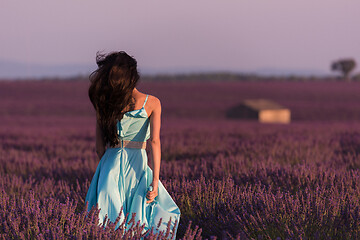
[243,99,287,110]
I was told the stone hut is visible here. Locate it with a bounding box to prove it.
[226,99,291,123]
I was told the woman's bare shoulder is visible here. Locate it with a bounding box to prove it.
[145,94,161,116]
[147,94,161,106]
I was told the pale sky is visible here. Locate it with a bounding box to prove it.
[0,0,359,77]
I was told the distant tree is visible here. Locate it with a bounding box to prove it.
[331,58,357,81]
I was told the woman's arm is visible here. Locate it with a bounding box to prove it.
[95,119,106,160]
[146,96,161,203]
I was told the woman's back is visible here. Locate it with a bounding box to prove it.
[117,92,151,142]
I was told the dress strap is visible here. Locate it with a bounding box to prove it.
[142,94,149,108]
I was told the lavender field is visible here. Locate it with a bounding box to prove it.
[1,79,360,239]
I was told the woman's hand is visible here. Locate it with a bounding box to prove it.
[146,182,158,204]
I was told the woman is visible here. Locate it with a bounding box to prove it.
[85,51,180,238]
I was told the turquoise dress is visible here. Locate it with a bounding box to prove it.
[85,95,181,238]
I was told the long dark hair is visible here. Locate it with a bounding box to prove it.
[88,51,140,147]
